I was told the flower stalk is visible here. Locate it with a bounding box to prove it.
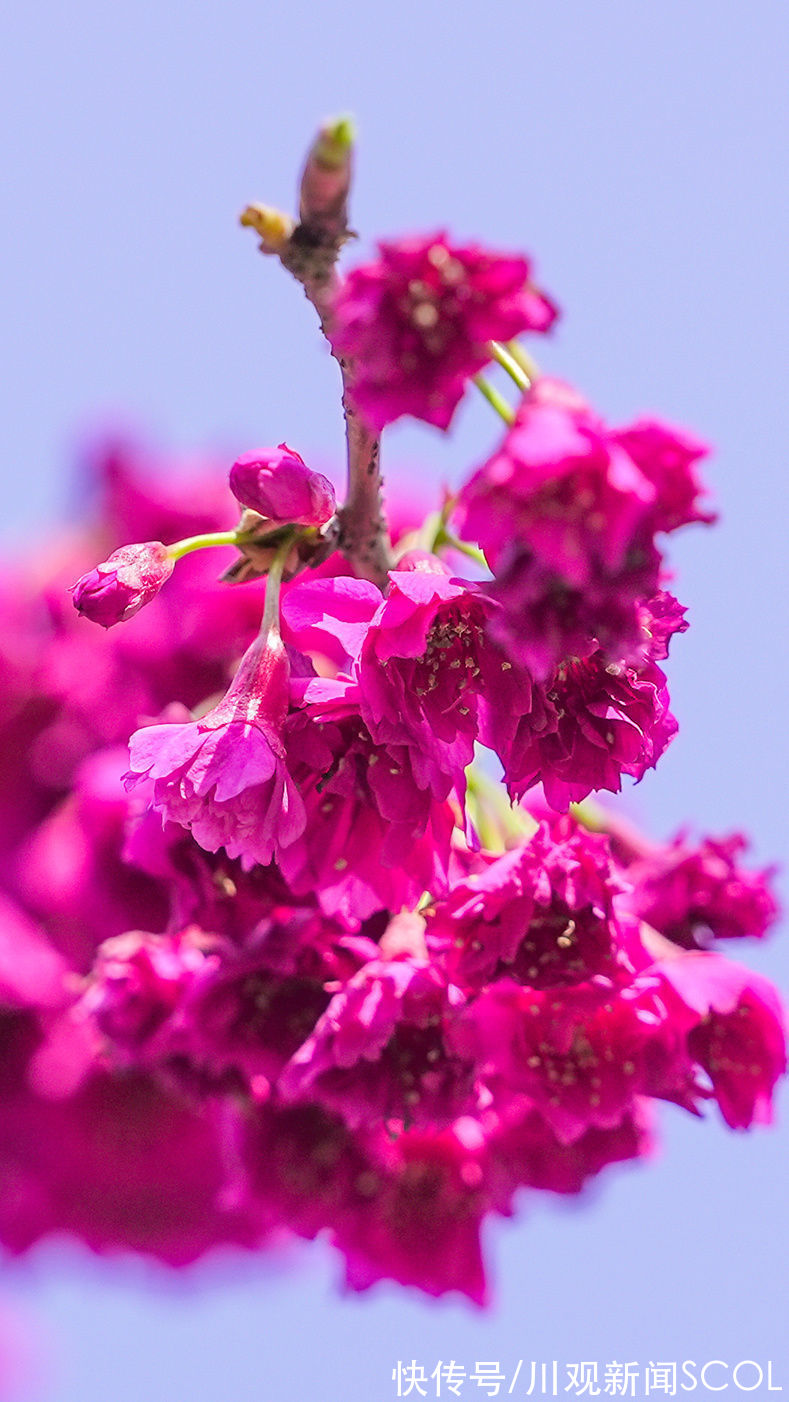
[490,339,532,392]
[472,373,516,424]
[167,528,255,561]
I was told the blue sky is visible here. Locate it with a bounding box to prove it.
[1,2,787,1398]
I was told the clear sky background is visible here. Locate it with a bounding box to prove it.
[1,2,788,1399]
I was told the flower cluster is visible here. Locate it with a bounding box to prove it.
[0,120,783,1306]
[455,378,714,677]
[327,232,557,432]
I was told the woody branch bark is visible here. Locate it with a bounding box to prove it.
[241,117,393,589]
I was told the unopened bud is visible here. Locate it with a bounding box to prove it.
[298,114,355,245]
[311,115,354,175]
[229,445,336,527]
[71,542,174,627]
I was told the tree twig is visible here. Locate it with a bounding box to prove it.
[242,116,393,590]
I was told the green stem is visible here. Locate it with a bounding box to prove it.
[465,765,537,849]
[568,799,609,833]
[261,534,296,634]
[407,506,489,571]
[472,374,515,425]
[434,528,489,570]
[167,529,249,561]
[467,794,505,853]
[506,341,541,382]
[490,340,531,392]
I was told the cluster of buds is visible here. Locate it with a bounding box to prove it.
[0,118,782,1304]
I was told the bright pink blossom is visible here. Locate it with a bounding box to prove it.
[458,380,712,579]
[164,925,377,1100]
[485,1100,654,1198]
[456,379,712,673]
[356,564,528,799]
[329,232,557,432]
[279,958,475,1130]
[279,683,454,925]
[0,1060,264,1262]
[233,1102,372,1243]
[427,818,642,992]
[71,542,174,628]
[281,574,383,671]
[636,952,787,1128]
[623,832,780,948]
[126,628,305,869]
[334,1122,492,1304]
[483,549,642,680]
[452,979,656,1144]
[14,747,170,973]
[229,445,336,526]
[121,805,307,943]
[79,928,216,1063]
[498,646,678,811]
[284,565,526,800]
[233,1101,493,1304]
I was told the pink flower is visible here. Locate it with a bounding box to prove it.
[637,952,787,1128]
[284,565,526,801]
[328,232,557,432]
[356,564,527,800]
[615,420,716,533]
[498,645,678,811]
[486,1100,654,1197]
[483,549,650,680]
[284,564,528,802]
[637,590,689,661]
[121,805,310,944]
[79,928,216,1062]
[126,627,305,869]
[163,924,377,1101]
[279,958,476,1131]
[14,747,170,974]
[229,445,336,526]
[456,379,712,673]
[71,542,174,627]
[459,381,712,581]
[334,1123,492,1304]
[232,1101,378,1242]
[452,979,654,1144]
[427,817,641,993]
[234,1103,493,1301]
[280,574,383,671]
[623,832,780,948]
[279,683,454,926]
[0,1063,264,1263]
[458,381,649,579]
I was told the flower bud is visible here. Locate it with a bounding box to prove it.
[228,445,336,527]
[71,541,174,627]
[298,114,355,245]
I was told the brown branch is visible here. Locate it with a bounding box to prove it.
[241,116,393,591]
[336,394,391,588]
